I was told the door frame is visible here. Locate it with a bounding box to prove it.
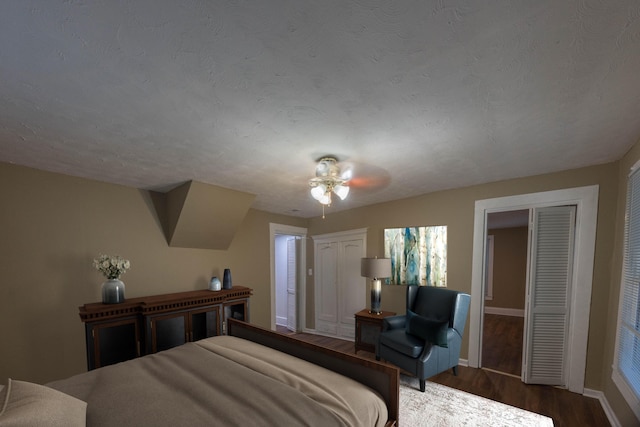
[270,223,308,331]
[468,185,599,393]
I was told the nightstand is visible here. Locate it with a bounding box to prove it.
[354,309,397,354]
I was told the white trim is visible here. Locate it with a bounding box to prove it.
[612,369,640,421]
[584,388,622,427]
[484,307,525,317]
[269,223,308,331]
[469,185,599,394]
[629,158,640,176]
[611,159,640,422]
[485,235,494,300]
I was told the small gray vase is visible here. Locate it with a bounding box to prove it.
[102,278,125,304]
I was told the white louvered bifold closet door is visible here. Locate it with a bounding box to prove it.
[524,205,576,385]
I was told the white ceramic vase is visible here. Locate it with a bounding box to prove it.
[209,276,221,291]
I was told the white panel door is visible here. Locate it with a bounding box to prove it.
[315,241,339,335]
[523,205,576,385]
[313,228,367,339]
[338,239,366,338]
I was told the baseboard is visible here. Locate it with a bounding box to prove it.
[584,388,621,427]
[484,307,524,317]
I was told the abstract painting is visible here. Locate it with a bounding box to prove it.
[384,226,447,286]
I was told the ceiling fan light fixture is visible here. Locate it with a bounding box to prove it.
[308,156,350,214]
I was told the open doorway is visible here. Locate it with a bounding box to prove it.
[469,186,598,394]
[274,235,301,331]
[270,224,307,332]
[482,210,528,377]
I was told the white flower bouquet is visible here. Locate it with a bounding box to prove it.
[93,254,131,280]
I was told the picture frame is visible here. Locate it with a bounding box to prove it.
[383,226,447,286]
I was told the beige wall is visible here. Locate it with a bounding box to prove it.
[306,161,619,400]
[1,152,636,423]
[485,226,528,310]
[0,162,305,384]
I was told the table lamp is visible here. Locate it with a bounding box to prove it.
[361,257,391,315]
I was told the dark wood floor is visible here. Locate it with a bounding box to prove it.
[482,313,523,376]
[277,323,611,427]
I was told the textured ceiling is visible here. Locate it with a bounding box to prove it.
[1,1,639,218]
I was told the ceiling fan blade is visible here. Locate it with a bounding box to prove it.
[340,161,390,191]
[340,165,353,181]
[308,155,390,192]
[348,174,390,190]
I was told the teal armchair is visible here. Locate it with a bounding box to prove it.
[375,285,471,392]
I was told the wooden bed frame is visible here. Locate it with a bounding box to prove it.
[227,318,399,426]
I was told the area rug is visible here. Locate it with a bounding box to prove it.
[400,375,554,426]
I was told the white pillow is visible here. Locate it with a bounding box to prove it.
[0,379,86,426]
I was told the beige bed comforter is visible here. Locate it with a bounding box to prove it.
[49,335,387,426]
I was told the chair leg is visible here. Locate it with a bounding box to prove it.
[419,379,426,392]
[375,355,380,361]
[452,366,458,376]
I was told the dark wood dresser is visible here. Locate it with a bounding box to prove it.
[79,286,252,370]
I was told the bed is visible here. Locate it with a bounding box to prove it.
[1,319,399,426]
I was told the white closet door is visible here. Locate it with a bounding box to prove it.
[338,239,366,338]
[286,238,298,332]
[315,242,339,335]
[313,228,367,339]
[524,205,576,385]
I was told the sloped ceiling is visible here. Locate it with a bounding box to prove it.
[152,180,256,250]
[1,1,639,218]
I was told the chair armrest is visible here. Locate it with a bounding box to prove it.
[383,315,407,331]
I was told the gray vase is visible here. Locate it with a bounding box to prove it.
[223,269,232,290]
[102,279,125,304]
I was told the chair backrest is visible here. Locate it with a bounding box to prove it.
[407,285,461,328]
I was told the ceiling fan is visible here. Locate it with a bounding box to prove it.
[308,156,351,206]
[308,155,391,217]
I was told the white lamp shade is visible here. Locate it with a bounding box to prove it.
[310,184,327,201]
[361,257,391,279]
[319,193,331,205]
[333,184,349,200]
